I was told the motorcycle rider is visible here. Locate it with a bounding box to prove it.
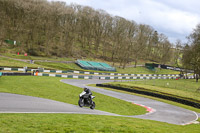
[83,87,92,103]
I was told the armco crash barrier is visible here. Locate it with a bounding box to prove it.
[1,67,194,79]
[34,73,92,79]
[0,67,181,77]
[96,84,200,109]
[99,76,180,80]
[0,67,92,79]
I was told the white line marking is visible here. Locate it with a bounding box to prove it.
[182,111,199,125]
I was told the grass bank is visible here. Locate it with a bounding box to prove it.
[0,76,146,115]
[35,61,82,71]
[109,79,200,102]
[116,67,179,74]
[0,114,199,133]
[103,79,200,112]
[0,54,180,74]
[0,56,46,68]
[0,53,74,61]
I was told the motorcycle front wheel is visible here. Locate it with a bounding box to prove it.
[78,99,84,107]
[90,101,95,109]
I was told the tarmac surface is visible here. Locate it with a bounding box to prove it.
[0,93,119,116]
[0,79,198,125]
[61,79,198,125]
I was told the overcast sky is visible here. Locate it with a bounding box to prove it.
[49,0,200,44]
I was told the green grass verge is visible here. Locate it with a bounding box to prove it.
[101,79,200,112]
[116,67,179,74]
[34,61,82,71]
[0,53,74,61]
[0,114,199,133]
[0,56,46,68]
[90,84,200,113]
[0,56,83,71]
[109,79,200,102]
[0,76,146,115]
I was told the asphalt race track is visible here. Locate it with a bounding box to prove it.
[61,79,198,125]
[0,79,198,125]
[0,93,119,116]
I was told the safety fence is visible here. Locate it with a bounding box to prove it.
[0,67,181,77]
[0,67,92,79]
[99,76,180,80]
[1,67,194,80]
[34,73,92,79]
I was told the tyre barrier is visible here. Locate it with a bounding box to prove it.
[96,84,200,109]
[2,72,32,76]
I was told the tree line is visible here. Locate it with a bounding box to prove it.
[182,24,200,77]
[0,0,179,68]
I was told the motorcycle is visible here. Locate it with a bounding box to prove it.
[78,91,95,109]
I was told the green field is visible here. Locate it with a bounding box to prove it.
[0,54,199,132]
[0,76,199,133]
[0,114,199,133]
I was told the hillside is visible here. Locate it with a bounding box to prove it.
[0,0,180,68]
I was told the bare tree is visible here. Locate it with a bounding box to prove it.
[132,24,152,67]
[182,24,200,81]
[172,39,183,67]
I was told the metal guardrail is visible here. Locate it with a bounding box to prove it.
[0,67,181,77]
[1,67,195,80]
[34,73,92,79]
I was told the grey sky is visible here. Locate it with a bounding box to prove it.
[49,0,200,44]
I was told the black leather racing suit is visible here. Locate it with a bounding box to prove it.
[83,88,92,103]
